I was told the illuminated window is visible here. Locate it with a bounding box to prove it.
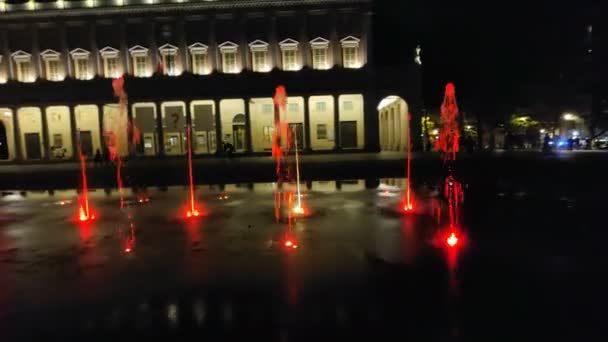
[158,44,179,76]
[343,101,354,111]
[219,41,239,74]
[289,103,299,112]
[310,37,330,70]
[52,134,63,148]
[188,43,210,75]
[263,126,274,142]
[340,36,361,69]
[129,45,150,77]
[262,104,273,113]
[316,101,327,112]
[99,46,120,78]
[317,124,328,139]
[40,49,62,81]
[70,48,91,80]
[11,50,34,82]
[249,40,269,72]
[279,38,299,71]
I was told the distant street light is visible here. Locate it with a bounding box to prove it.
[563,113,578,121]
[540,129,546,134]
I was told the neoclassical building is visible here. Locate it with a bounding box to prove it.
[0,0,420,162]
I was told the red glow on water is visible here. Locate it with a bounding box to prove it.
[436,83,460,161]
[76,152,95,222]
[285,240,293,247]
[446,232,459,247]
[284,239,298,249]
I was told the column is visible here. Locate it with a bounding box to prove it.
[298,11,310,68]
[177,17,188,73]
[378,111,384,150]
[388,109,394,150]
[119,20,129,75]
[1,30,13,80]
[238,15,248,71]
[69,105,78,160]
[41,109,50,160]
[155,102,164,156]
[30,25,42,79]
[362,11,372,67]
[303,95,312,153]
[59,23,70,77]
[244,96,252,154]
[213,98,222,155]
[98,103,106,155]
[209,17,218,72]
[147,20,158,71]
[268,13,278,69]
[11,106,22,161]
[394,105,401,151]
[127,100,134,157]
[330,10,341,68]
[333,94,340,151]
[364,92,380,152]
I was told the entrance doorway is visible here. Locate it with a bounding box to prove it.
[232,114,247,152]
[79,131,93,157]
[164,133,184,155]
[289,123,305,149]
[340,121,358,149]
[0,121,8,160]
[25,133,42,159]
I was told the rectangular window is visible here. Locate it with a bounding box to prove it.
[312,48,328,70]
[342,47,359,68]
[74,58,89,80]
[343,101,354,111]
[262,104,273,114]
[52,134,63,148]
[316,124,328,140]
[252,51,268,72]
[263,126,274,142]
[104,57,118,78]
[191,53,208,75]
[282,50,297,71]
[222,52,237,73]
[46,60,60,81]
[134,55,149,77]
[16,61,33,82]
[289,103,299,112]
[163,54,176,75]
[315,101,327,112]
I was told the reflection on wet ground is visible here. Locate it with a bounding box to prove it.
[0,178,603,340]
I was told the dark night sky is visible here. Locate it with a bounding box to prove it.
[373,0,598,120]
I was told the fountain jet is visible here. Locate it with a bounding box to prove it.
[185,123,201,218]
[77,134,95,222]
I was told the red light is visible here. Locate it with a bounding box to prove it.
[292,245,298,249]
[446,232,459,247]
[125,247,131,253]
[60,201,66,206]
[285,240,293,247]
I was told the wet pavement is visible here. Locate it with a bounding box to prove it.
[0,178,604,341]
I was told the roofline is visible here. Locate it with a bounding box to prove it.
[0,0,372,21]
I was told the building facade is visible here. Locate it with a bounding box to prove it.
[0,0,419,162]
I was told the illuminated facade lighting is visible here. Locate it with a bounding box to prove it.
[340,36,361,69]
[218,41,239,74]
[70,48,92,80]
[188,42,211,75]
[310,37,330,70]
[40,49,64,81]
[279,38,300,71]
[129,45,151,77]
[249,40,270,72]
[158,43,180,76]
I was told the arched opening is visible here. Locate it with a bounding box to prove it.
[0,121,8,160]
[232,113,247,152]
[377,96,408,152]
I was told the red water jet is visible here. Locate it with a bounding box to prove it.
[185,123,201,218]
[273,86,288,183]
[436,83,460,161]
[76,148,95,222]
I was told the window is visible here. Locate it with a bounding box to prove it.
[222,52,237,73]
[263,126,274,142]
[249,40,270,72]
[279,38,299,71]
[159,44,179,76]
[16,60,33,82]
[252,50,268,72]
[163,54,176,75]
[262,104,273,113]
[282,50,297,71]
[342,47,359,68]
[340,36,361,69]
[289,103,299,112]
[312,48,328,70]
[316,101,327,112]
[129,45,150,77]
[317,124,328,139]
[191,53,208,75]
[134,55,149,77]
[188,43,210,75]
[310,37,330,70]
[343,101,354,111]
[46,60,61,81]
[219,42,239,74]
[74,58,89,80]
[103,57,118,78]
[52,134,63,148]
